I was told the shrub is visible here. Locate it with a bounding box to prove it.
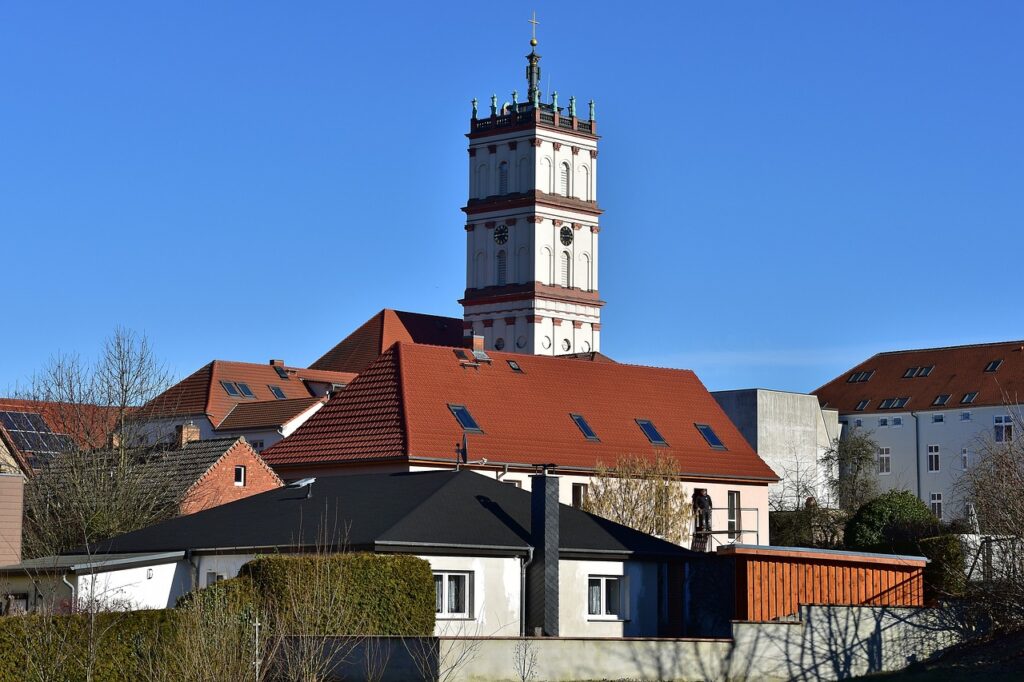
[919,534,966,597]
[844,490,937,553]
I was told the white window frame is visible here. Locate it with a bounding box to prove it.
[572,483,589,509]
[960,411,971,422]
[878,418,888,428]
[892,417,903,427]
[932,413,944,424]
[205,571,225,587]
[995,415,1014,443]
[234,465,246,487]
[877,447,891,475]
[587,574,628,620]
[930,493,943,520]
[927,445,940,473]
[727,490,741,540]
[434,571,473,619]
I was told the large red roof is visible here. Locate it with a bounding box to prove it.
[263,343,778,483]
[141,361,356,427]
[0,398,119,450]
[813,340,1024,414]
[310,309,464,374]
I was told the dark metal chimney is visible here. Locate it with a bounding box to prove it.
[527,465,559,636]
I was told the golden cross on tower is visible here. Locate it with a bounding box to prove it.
[528,11,539,44]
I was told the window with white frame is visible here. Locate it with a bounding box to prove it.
[854,419,863,428]
[434,571,472,618]
[961,448,969,471]
[932,413,944,423]
[995,415,1014,442]
[587,575,626,619]
[205,571,225,587]
[727,490,741,540]
[927,445,940,472]
[892,417,903,427]
[234,465,246,487]
[559,162,571,196]
[877,447,891,474]
[960,412,971,422]
[930,493,943,519]
[879,418,888,427]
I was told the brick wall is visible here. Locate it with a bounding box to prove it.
[180,441,283,515]
[0,474,24,566]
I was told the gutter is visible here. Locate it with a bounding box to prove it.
[520,547,534,637]
[911,412,922,500]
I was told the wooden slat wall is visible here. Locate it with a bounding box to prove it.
[736,555,924,622]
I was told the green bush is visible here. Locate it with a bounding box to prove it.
[919,534,966,597]
[0,610,175,682]
[241,552,436,636]
[844,489,937,553]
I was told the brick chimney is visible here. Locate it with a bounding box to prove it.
[175,422,201,449]
[527,467,560,636]
[269,359,285,366]
[0,474,24,566]
[462,332,485,352]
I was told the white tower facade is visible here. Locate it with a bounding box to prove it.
[461,41,603,356]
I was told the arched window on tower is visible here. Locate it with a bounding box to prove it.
[560,251,571,288]
[475,251,486,287]
[496,250,507,285]
[581,253,592,291]
[560,162,571,197]
[581,165,591,201]
[541,247,553,285]
[498,161,509,195]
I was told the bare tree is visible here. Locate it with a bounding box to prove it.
[822,428,880,513]
[582,454,693,545]
[512,637,539,681]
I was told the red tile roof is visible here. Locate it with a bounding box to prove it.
[217,397,324,431]
[140,361,356,427]
[310,309,464,374]
[813,340,1024,414]
[263,343,778,483]
[0,398,119,450]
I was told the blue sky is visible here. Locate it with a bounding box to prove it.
[1,2,1021,394]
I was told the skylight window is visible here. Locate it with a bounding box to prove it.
[695,423,726,450]
[635,419,667,446]
[570,414,599,441]
[879,398,895,409]
[507,360,524,373]
[855,400,870,411]
[903,368,918,378]
[892,397,909,408]
[273,365,290,380]
[878,397,910,409]
[984,360,1003,373]
[961,392,978,404]
[236,383,255,398]
[269,385,287,400]
[846,370,875,383]
[916,366,933,377]
[448,404,483,433]
[220,381,241,397]
[933,394,950,406]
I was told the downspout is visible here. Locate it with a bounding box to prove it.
[911,412,922,500]
[519,547,534,636]
[186,549,200,592]
[61,574,76,612]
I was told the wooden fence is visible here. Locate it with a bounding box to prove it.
[718,544,927,622]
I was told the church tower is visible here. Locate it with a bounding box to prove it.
[460,34,603,356]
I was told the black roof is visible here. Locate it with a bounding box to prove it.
[92,470,692,560]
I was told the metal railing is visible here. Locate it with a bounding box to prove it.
[690,506,761,552]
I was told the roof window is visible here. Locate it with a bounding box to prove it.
[570,413,599,441]
[273,365,290,380]
[916,366,933,377]
[933,394,950,406]
[220,381,241,397]
[961,392,978,404]
[847,370,874,383]
[269,385,287,400]
[448,404,483,433]
[855,400,870,411]
[236,383,255,398]
[695,423,726,450]
[507,360,524,373]
[984,359,1003,373]
[636,419,667,446]
[879,397,910,409]
[893,397,909,408]
[903,367,918,378]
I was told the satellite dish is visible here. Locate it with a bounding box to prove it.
[289,477,316,488]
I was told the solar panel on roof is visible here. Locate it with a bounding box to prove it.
[0,412,16,430]
[27,413,47,430]
[0,410,74,459]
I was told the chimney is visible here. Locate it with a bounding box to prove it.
[527,466,560,636]
[175,422,201,449]
[0,474,24,566]
[269,359,284,366]
[462,332,485,352]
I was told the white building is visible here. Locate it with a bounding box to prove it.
[813,340,1024,519]
[461,39,602,356]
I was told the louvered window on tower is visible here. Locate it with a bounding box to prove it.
[560,162,570,196]
[560,252,571,287]
[498,162,509,195]
[496,250,507,285]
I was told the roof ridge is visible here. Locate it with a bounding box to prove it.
[876,340,1024,356]
[394,344,412,457]
[373,470,467,540]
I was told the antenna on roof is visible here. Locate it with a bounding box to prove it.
[289,477,316,499]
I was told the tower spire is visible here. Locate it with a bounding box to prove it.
[526,11,542,105]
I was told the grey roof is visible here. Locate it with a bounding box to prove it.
[0,551,185,574]
[91,470,694,561]
[146,437,243,494]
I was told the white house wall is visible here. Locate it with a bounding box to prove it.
[77,560,191,610]
[558,559,661,637]
[419,554,521,637]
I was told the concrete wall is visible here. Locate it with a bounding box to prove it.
[440,604,957,681]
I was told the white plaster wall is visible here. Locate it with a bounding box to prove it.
[418,554,521,637]
[558,559,660,637]
[196,553,256,585]
[77,560,191,610]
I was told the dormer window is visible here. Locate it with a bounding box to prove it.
[636,419,667,446]
[220,381,241,397]
[570,414,599,441]
[269,385,287,400]
[448,404,483,433]
[695,423,726,450]
[984,360,1003,373]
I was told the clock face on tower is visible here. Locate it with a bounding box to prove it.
[493,224,509,244]
[560,226,573,246]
